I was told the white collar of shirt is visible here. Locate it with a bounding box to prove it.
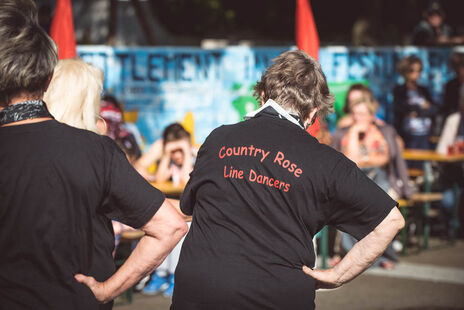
[244,99,304,130]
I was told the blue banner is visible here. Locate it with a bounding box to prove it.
[78,46,460,145]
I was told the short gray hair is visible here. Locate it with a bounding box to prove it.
[0,0,38,22]
[254,50,334,120]
[0,3,58,107]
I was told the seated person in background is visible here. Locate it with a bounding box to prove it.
[332,87,412,269]
[137,123,196,184]
[393,55,437,150]
[337,84,385,128]
[99,95,142,159]
[412,0,464,46]
[334,88,412,200]
[155,123,194,185]
[436,90,464,237]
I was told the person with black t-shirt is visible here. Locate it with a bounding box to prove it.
[171,50,405,310]
[0,2,187,309]
[393,55,437,150]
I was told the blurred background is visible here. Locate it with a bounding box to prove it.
[37,1,464,309]
[37,0,464,46]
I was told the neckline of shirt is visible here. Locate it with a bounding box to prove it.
[244,99,305,130]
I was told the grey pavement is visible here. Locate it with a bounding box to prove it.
[114,239,464,310]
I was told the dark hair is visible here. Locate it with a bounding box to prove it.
[162,123,190,145]
[115,136,140,161]
[343,83,377,114]
[254,50,334,120]
[102,94,123,112]
[397,55,423,78]
[0,3,57,107]
[425,0,444,16]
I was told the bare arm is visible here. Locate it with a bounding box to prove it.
[303,207,404,289]
[75,199,188,303]
[343,125,389,168]
[134,139,164,179]
[154,152,173,183]
[166,198,192,222]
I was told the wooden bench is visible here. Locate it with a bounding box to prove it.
[398,192,443,254]
[407,168,424,178]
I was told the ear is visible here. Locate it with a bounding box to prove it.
[304,108,319,128]
[260,91,265,106]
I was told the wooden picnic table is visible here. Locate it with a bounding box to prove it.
[402,149,464,248]
[403,149,464,162]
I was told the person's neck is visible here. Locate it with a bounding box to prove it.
[0,95,52,127]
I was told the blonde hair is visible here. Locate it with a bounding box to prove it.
[44,59,103,133]
[346,85,379,115]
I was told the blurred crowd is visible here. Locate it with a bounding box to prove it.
[64,49,464,285]
[20,0,464,298]
[93,49,464,277]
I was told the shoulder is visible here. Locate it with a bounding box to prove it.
[200,125,229,145]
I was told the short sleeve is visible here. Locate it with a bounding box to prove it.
[101,138,165,228]
[326,156,397,240]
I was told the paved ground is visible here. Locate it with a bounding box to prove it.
[114,239,464,310]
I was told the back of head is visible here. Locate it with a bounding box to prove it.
[0,1,57,107]
[254,50,334,120]
[163,123,190,145]
[44,59,104,133]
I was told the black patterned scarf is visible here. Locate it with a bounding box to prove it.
[0,100,53,126]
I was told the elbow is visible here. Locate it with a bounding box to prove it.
[171,218,189,242]
[393,210,406,232]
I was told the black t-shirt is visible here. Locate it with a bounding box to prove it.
[172,108,396,310]
[0,120,165,310]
